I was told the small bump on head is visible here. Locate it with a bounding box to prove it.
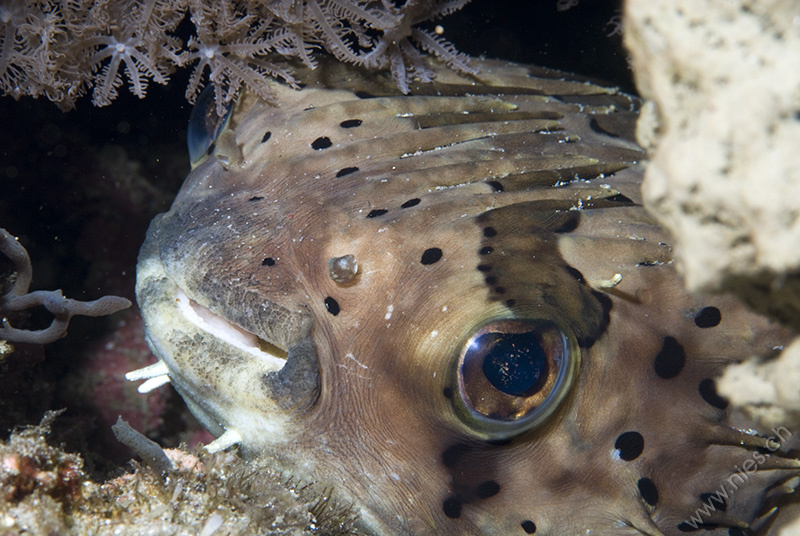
[328,255,358,285]
[520,520,537,534]
[615,431,644,461]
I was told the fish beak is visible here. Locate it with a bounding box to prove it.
[174,287,288,372]
[131,244,321,454]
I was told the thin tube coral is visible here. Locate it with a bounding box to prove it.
[0,228,131,344]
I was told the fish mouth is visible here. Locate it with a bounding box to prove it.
[174,287,288,373]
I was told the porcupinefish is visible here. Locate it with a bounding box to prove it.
[131,58,799,535]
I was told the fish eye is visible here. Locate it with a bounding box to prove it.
[187,85,232,168]
[452,319,578,440]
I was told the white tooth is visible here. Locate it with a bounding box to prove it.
[126,361,170,381]
[138,374,171,393]
[205,429,242,453]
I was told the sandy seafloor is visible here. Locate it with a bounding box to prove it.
[3,0,725,532]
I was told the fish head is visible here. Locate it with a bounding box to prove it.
[135,60,798,535]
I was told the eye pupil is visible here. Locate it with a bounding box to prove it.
[480,332,548,396]
[452,319,578,440]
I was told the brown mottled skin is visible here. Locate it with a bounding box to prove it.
[135,59,799,535]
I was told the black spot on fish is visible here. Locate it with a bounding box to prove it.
[366,209,388,218]
[699,492,727,512]
[401,198,420,208]
[638,477,659,506]
[578,290,612,347]
[505,299,516,308]
[261,257,275,266]
[486,180,504,192]
[615,431,644,461]
[336,166,359,177]
[589,116,620,138]
[355,90,375,99]
[324,296,340,316]
[441,444,467,468]
[699,378,729,409]
[249,196,264,202]
[553,212,580,233]
[677,521,719,532]
[477,264,492,272]
[483,227,497,238]
[442,387,453,399]
[420,247,443,265]
[605,193,635,204]
[494,287,506,294]
[654,336,686,379]
[521,520,537,534]
[564,265,585,283]
[442,496,462,518]
[311,136,332,150]
[340,119,363,128]
[206,142,215,156]
[694,306,721,328]
[476,480,500,499]
[485,276,498,285]
[261,131,271,143]
[479,246,493,255]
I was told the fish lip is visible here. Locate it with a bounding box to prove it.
[174,286,288,372]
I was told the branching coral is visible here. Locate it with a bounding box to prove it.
[0,0,476,112]
[0,228,131,345]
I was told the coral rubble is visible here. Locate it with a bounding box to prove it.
[0,412,358,535]
[623,0,800,437]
